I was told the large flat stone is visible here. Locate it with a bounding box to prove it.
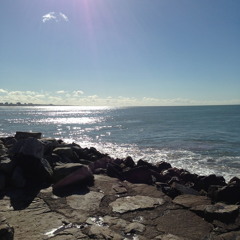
[67,191,104,212]
[156,209,212,240]
[173,194,211,209]
[110,195,165,213]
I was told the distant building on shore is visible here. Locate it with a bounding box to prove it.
[0,102,54,106]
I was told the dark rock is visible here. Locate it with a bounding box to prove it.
[0,172,6,190]
[53,147,79,162]
[137,159,158,172]
[89,157,112,173]
[0,216,14,240]
[0,157,16,175]
[205,203,239,223]
[196,174,226,192]
[156,161,172,172]
[211,181,240,204]
[0,144,7,156]
[53,165,94,193]
[15,131,42,140]
[124,156,135,168]
[124,166,155,184]
[10,166,26,188]
[106,162,124,180]
[53,163,86,182]
[10,138,44,160]
[170,182,200,196]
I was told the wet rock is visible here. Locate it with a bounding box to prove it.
[124,156,135,168]
[15,131,42,140]
[110,195,165,213]
[205,203,239,223]
[89,157,112,173]
[137,159,159,172]
[156,209,212,240]
[156,161,172,172]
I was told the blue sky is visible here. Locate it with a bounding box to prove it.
[0,0,240,106]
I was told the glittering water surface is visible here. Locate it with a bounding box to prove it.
[0,105,240,181]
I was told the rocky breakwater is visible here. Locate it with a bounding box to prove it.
[0,131,240,240]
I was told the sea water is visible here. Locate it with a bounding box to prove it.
[0,105,239,181]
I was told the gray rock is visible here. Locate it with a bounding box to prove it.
[212,231,240,240]
[110,195,165,213]
[173,194,211,209]
[67,191,104,212]
[156,209,212,240]
[87,225,122,240]
[124,222,146,233]
[154,234,186,240]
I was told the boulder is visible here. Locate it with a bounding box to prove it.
[209,181,240,204]
[124,166,157,184]
[156,161,172,172]
[10,138,44,159]
[205,203,239,223]
[196,174,226,191]
[53,163,86,182]
[15,131,42,140]
[170,182,200,196]
[53,165,94,193]
[0,172,6,190]
[124,156,136,168]
[0,158,15,175]
[10,166,26,188]
[52,147,79,162]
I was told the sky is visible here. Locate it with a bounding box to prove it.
[0,0,240,106]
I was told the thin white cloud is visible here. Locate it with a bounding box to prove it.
[42,12,69,23]
[59,12,69,22]
[42,12,57,23]
[56,90,66,94]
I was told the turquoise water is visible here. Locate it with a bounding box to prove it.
[0,105,240,181]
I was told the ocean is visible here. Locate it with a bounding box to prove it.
[0,105,239,181]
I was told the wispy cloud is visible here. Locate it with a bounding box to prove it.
[42,12,69,23]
